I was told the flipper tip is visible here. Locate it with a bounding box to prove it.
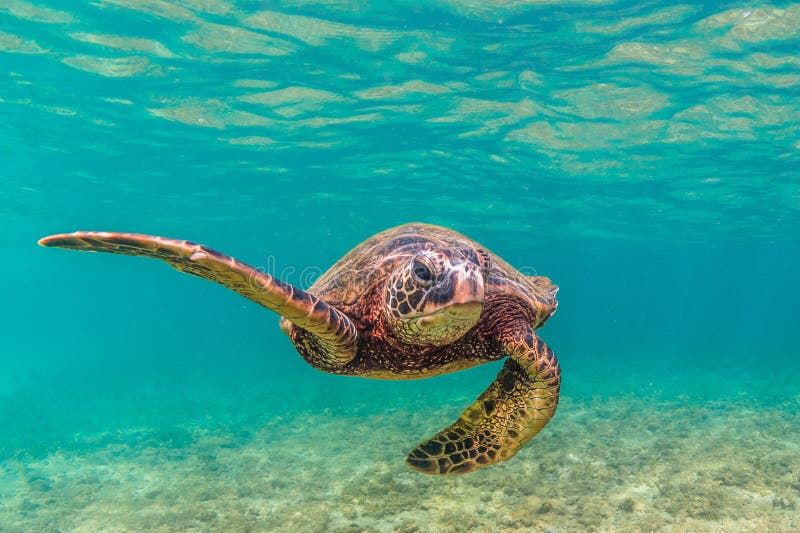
[38,232,96,249]
[38,231,111,248]
[38,233,68,247]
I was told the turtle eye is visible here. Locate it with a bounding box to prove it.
[411,258,434,285]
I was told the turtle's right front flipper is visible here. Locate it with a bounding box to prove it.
[39,232,357,365]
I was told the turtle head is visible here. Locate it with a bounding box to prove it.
[384,247,490,346]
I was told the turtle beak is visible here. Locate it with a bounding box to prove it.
[410,262,485,345]
[418,260,485,321]
[439,266,484,321]
[450,265,485,306]
[444,301,483,320]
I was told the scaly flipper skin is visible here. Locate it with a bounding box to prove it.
[38,232,357,366]
[406,324,560,475]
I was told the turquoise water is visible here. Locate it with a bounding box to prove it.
[2,0,799,530]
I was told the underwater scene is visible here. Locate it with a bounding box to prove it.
[2,0,799,531]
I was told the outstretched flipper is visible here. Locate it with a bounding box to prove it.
[406,325,560,474]
[39,232,357,366]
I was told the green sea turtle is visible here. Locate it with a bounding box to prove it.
[39,223,560,475]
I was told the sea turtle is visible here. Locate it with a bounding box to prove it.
[38,223,560,475]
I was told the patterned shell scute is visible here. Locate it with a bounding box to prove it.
[309,223,558,325]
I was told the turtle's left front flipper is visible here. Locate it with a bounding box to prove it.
[406,325,560,475]
[38,232,357,365]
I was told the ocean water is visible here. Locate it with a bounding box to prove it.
[2,0,799,530]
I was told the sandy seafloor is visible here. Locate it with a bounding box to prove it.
[1,357,798,533]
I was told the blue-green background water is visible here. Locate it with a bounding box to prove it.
[2,0,799,530]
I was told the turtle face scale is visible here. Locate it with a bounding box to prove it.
[383,247,488,346]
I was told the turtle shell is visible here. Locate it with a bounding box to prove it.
[309,223,558,328]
